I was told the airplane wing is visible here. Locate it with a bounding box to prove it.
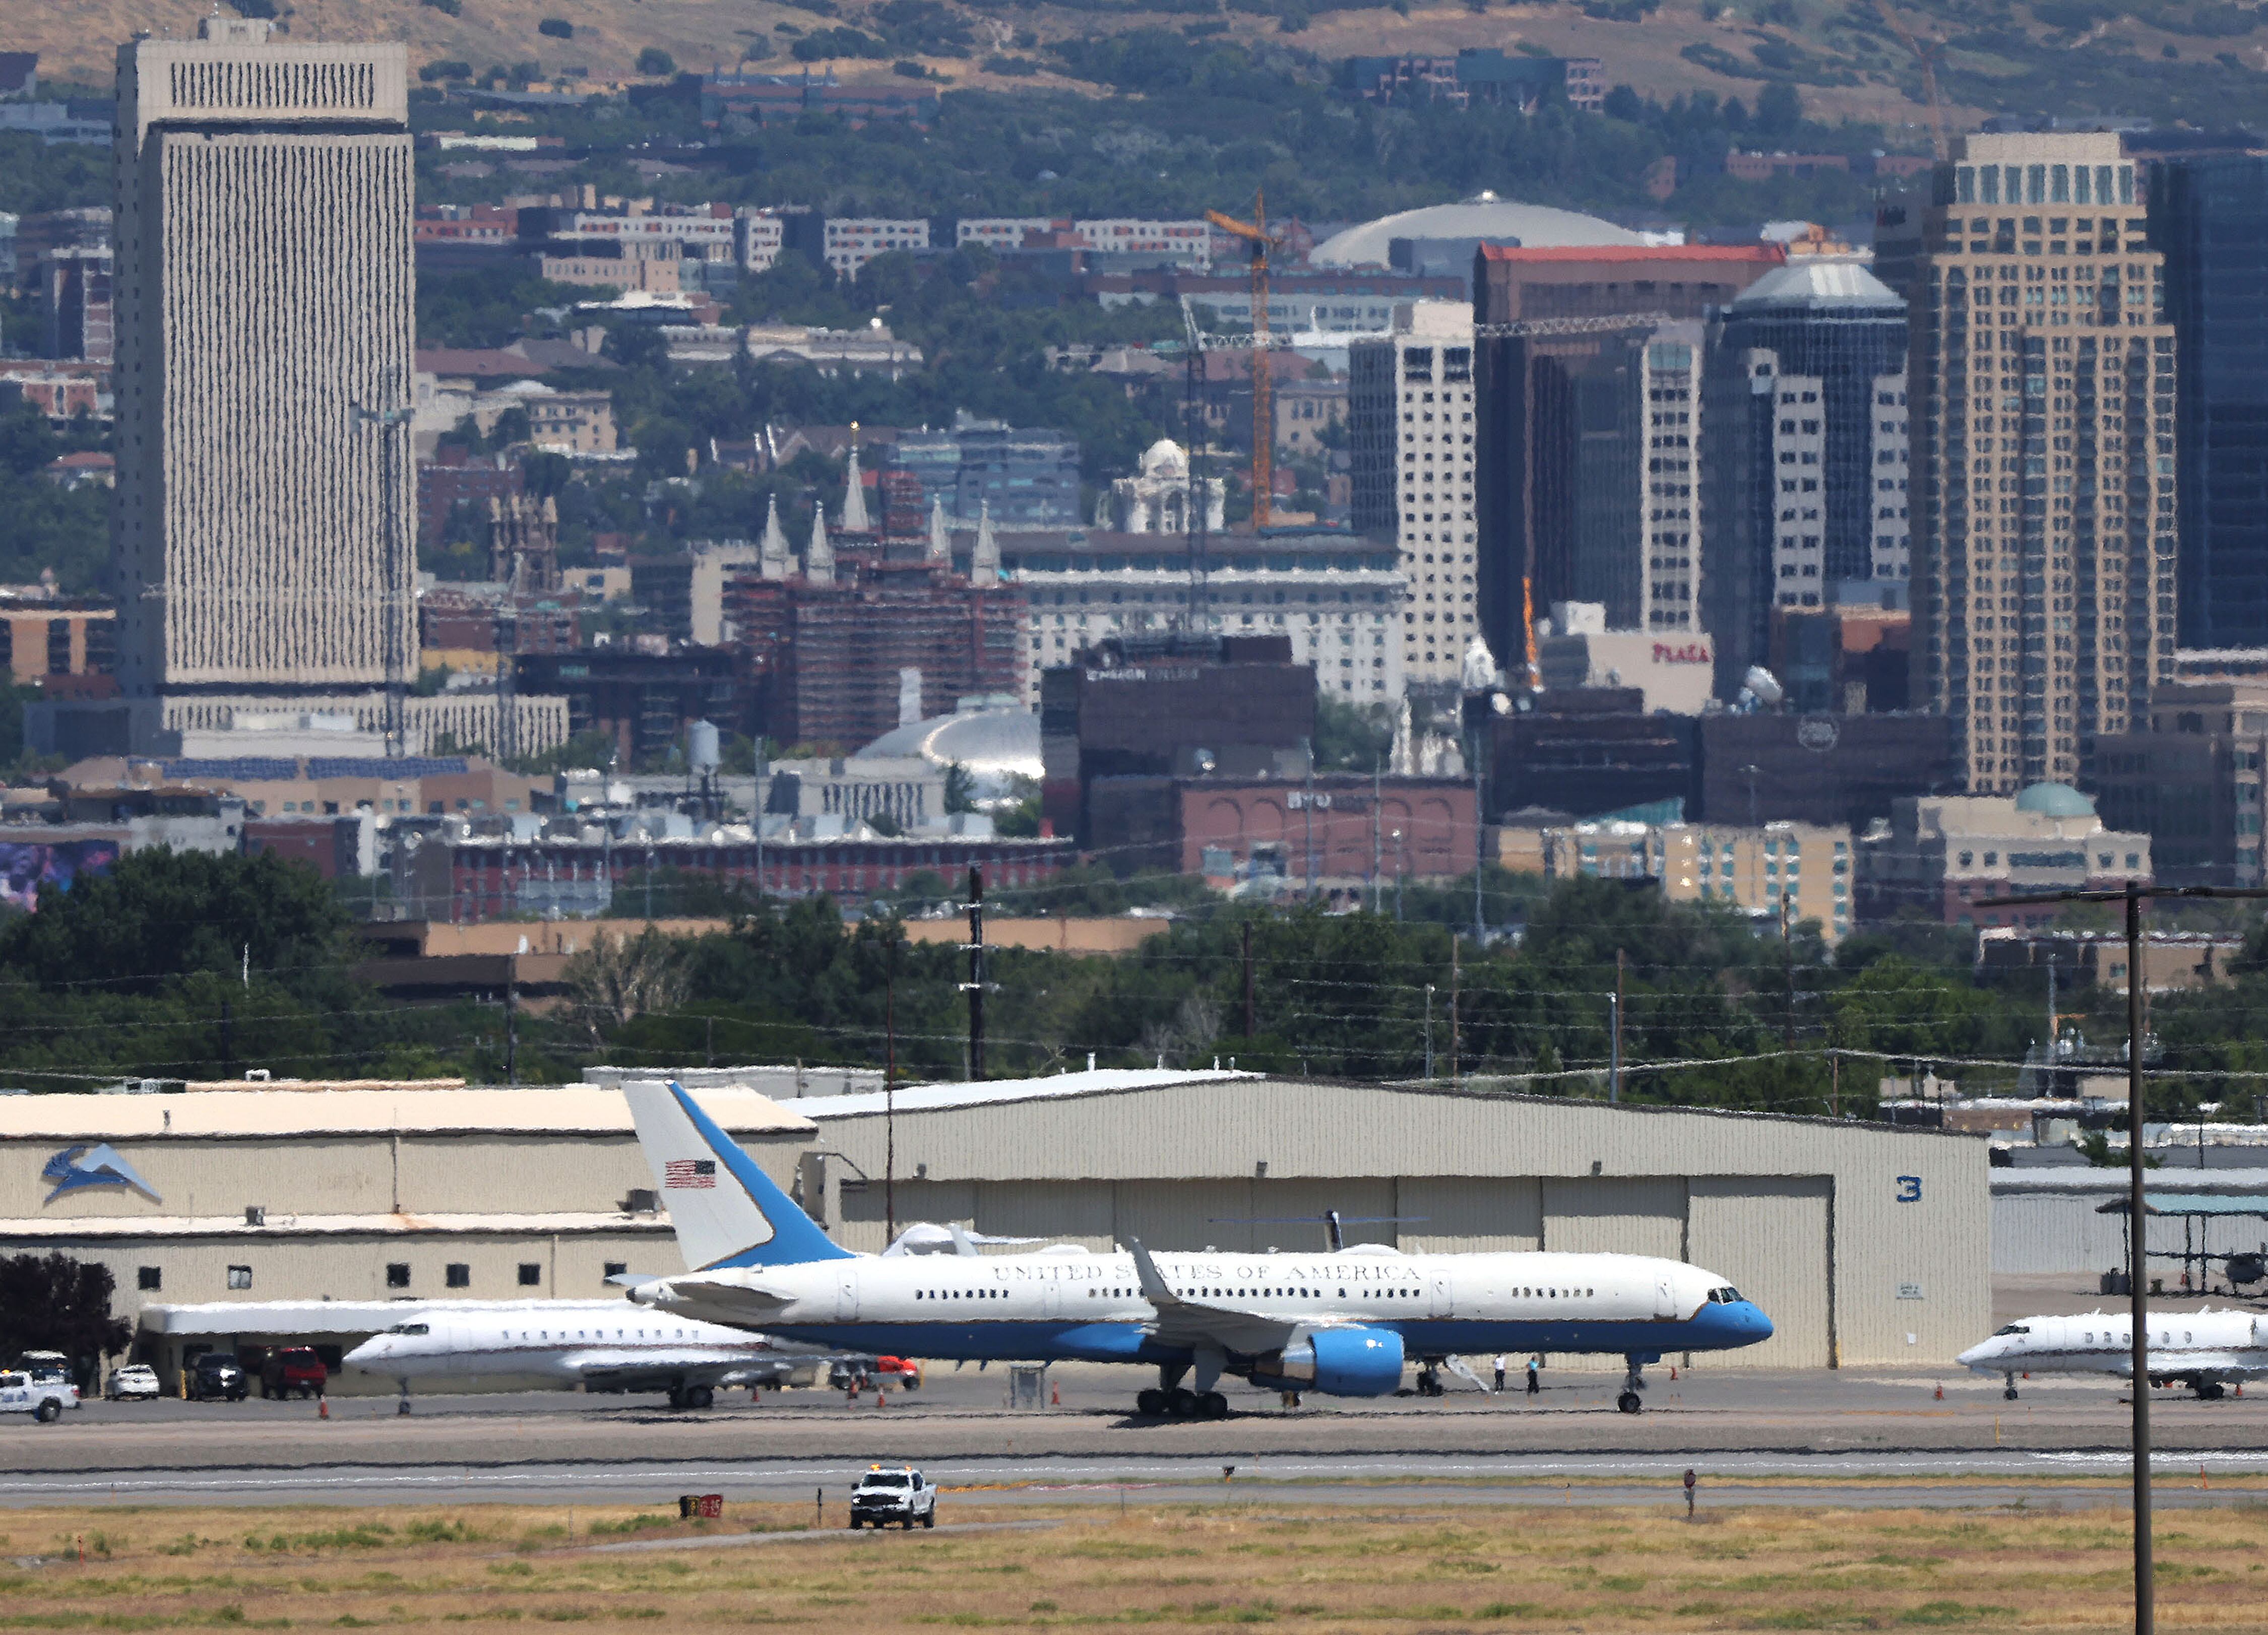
[1127,1237,1301,1356]
[559,1348,790,1389]
[638,1272,799,1323]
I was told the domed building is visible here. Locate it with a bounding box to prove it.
[1311,192,1644,272]
[1855,780,2152,928]
[1106,439,1224,535]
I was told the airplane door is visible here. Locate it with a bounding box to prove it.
[1041,1282,1061,1321]
[835,1266,860,1324]
[1653,1279,1677,1321]
[446,1325,474,1375]
[1428,1272,1451,1320]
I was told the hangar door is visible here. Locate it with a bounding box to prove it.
[1540,1178,1685,1259]
[1684,1176,1832,1368]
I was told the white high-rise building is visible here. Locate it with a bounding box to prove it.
[1350,300,1477,693]
[112,17,414,695]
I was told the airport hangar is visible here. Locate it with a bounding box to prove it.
[0,1068,1987,1389]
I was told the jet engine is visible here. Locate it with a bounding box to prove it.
[1250,1326,1404,1397]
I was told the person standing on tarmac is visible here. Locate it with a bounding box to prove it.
[1526,1356,1541,1397]
[1492,1354,1507,1392]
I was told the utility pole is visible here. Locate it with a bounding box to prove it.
[885,971,897,1246]
[1393,829,1404,923]
[1471,740,1485,944]
[1781,894,1795,1053]
[350,402,414,759]
[963,866,986,1081]
[505,974,518,1086]
[1976,880,2268,1635]
[1423,984,1434,1082]
[1371,757,1382,914]
[1303,748,1315,902]
[1241,919,1255,1039]
[1448,933,1460,1087]
[1611,946,1624,1105]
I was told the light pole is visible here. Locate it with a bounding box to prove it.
[350,402,415,759]
[1977,878,2268,1635]
[1424,984,1435,1082]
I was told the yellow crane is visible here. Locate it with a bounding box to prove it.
[1204,192,1284,529]
[1873,0,1949,160]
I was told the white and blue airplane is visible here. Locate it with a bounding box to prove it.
[621,1081,1774,1416]
[1959,1307,2268,1401]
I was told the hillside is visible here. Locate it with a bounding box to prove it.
[13,0,2268,134]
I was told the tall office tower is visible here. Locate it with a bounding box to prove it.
[1701,261,1909,701]
[1875,132,2175,793]
[1472,243,1785,677]
[111,17,413,697]
[2150,152,2268,648]
[1349,299,1477,692]
[43,245,114,364]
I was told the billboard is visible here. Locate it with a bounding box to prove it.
[0,839,119,912]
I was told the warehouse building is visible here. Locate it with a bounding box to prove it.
[2,1068,1988,1386]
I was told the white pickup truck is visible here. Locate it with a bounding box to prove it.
[0,1370,73,1423]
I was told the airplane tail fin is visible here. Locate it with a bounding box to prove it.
[623,1080,853,1270]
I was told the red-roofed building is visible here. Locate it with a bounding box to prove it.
[1472,243,1787,668]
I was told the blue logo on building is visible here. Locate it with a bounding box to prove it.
[41,1145,161,1206]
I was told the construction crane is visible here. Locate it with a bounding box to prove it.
[1204,191,1284,529]
[1872,0,1949,161]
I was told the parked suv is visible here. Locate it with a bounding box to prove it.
[190,1352,248,1402]
[848,1465,936,1530]
[260,1348,328,1400]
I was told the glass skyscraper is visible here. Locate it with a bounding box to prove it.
[2151,154,2268,649]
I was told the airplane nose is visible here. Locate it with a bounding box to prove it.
[1743,1302,1774,1342]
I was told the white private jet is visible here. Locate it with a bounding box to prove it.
[1958,1307,2268,1401]
[618,1080,1774,1417]
[343,1300,804,1410]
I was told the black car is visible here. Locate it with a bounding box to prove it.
[190,1352,247,1402]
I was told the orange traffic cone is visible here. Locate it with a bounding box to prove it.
[319,1398,329,1420]
[1051,1381,1060,1407]
[1934,1383,1943,1400]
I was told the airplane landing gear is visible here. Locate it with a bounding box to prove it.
[2004,1371,2020,1402]
[1617,1356,1648,1415]
[2196,1380,2227,1401]
[1415,1364,1445,1398]
[1135,1382,1228,1418]
[396,1380,412,1416]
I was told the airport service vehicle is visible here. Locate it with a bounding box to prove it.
[1960,1307,2268,1399]
[189,1352,248,1402]
[849,1466,936,1530]
[260,1347,329,1400]
[829,1355,921,1392]
[622,1081,1775,1416]
[0,1371,71,1423]
[344,1300,806,1410]
[104,1364,161,1402]
[18,1353,80,1409]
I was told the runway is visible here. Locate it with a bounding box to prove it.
[7,1365,2266,1509]
[6,1447,2265,1509]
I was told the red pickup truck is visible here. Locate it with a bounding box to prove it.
[260,1347,329,1400]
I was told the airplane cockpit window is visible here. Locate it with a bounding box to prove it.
[386,1323,430,1336]
[1992,1324,2030,1336]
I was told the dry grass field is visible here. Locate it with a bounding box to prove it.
[0,1491,2260,1632]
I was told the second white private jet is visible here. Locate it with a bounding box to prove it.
[344,1300,801,1410]
[1958,1307,2268,1400]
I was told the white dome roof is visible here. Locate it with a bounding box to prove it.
[1140,438,1188,479]
[1731,259,1903,311]
[1311,193,1642,269]
[852,707,1040,786]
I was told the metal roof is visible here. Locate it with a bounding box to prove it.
[791,1066,1257,1121]
[1995,1169,2268,1195]
[2095,1192,2268,1217]
[1729,258,1902,310]
[139,1296,656,1336]
[0,1085,815,1141]
[0,1210,678,1239]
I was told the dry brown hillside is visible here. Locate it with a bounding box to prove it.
[5,0,1972,130]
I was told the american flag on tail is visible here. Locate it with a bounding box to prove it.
[665,1159,717,1189]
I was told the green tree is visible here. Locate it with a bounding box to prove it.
[0,848,354,997]
[0,1254,133,1378]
